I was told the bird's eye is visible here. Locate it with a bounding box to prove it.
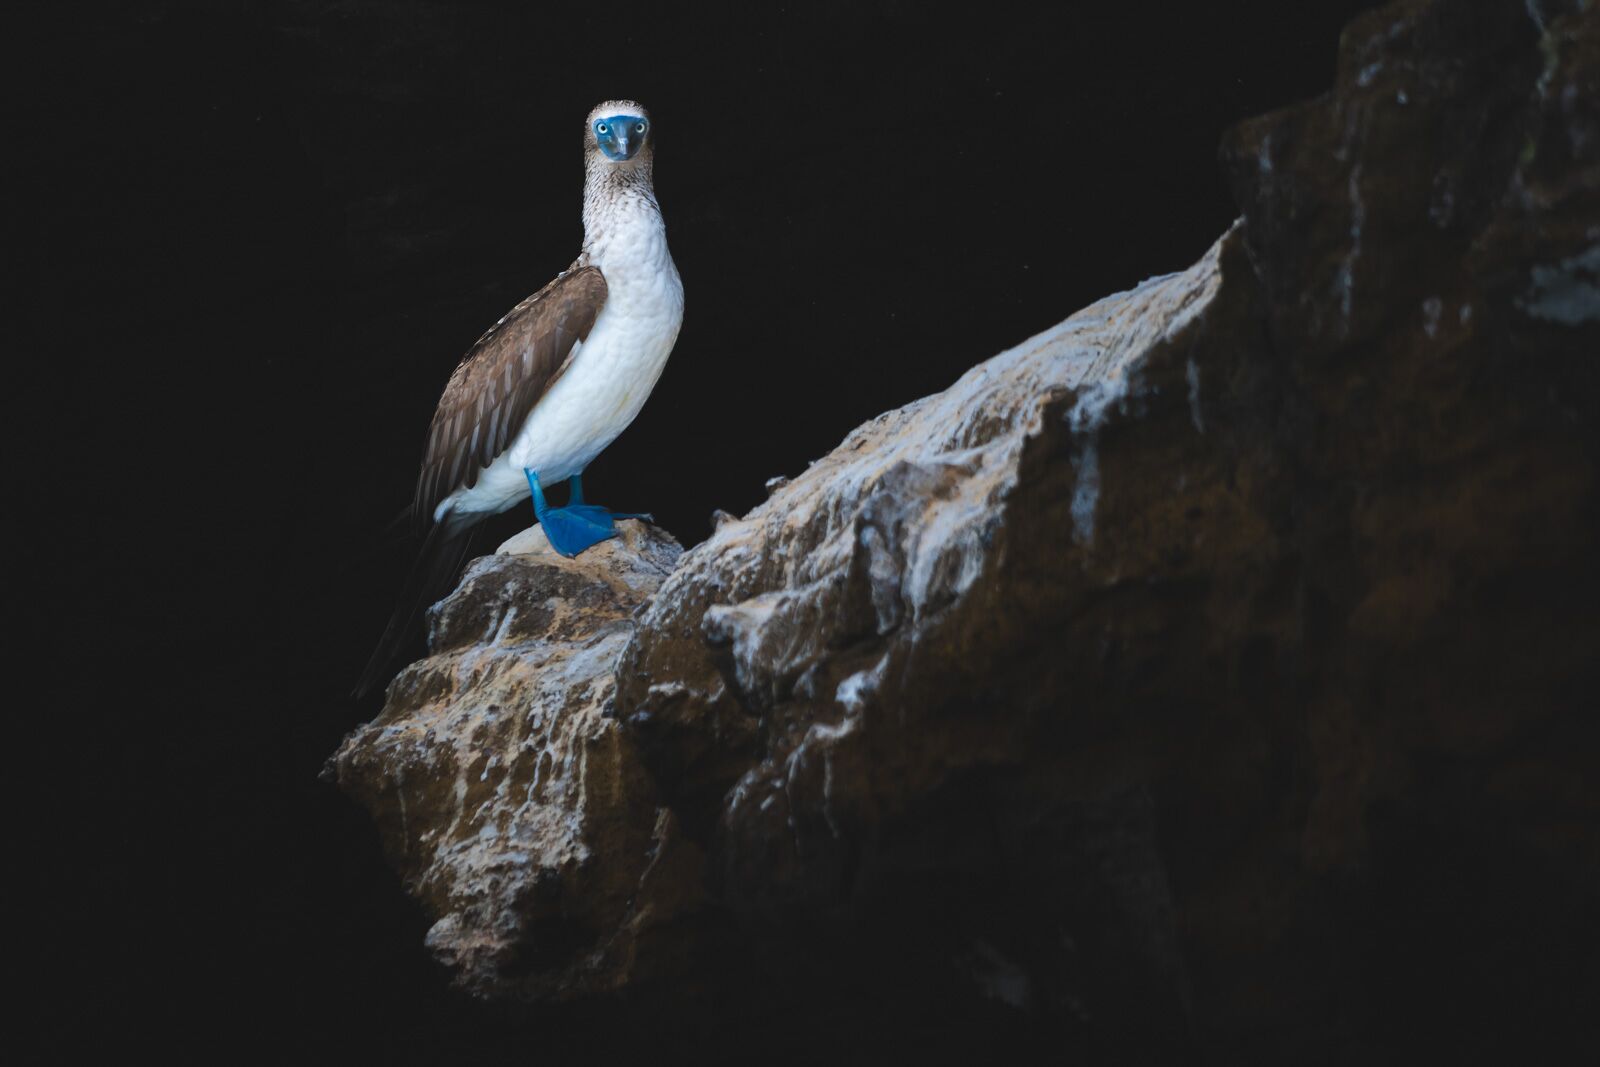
[595,122,609,134]
[635,121,647,133]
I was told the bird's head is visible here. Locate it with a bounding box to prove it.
[585,100,652,165]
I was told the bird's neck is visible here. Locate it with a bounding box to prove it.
[581,161,672,285]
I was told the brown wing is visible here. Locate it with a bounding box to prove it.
[413,265,607,529]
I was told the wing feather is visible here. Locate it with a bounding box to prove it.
[412,265,607,529]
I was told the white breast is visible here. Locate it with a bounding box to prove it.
[442,191,683,520]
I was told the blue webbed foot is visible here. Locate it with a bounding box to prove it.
[525,470,651,558]
[539,504,620,557]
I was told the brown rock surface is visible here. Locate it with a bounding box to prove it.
[332,0,1598,1056]
[326,520,704,999]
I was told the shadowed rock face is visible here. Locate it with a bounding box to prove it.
[615,233,1246,1036]
[331,0,1598,1057]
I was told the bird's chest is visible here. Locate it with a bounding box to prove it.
[507,241,682,477]
[563,255,683,423]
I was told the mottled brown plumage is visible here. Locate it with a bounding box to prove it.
[411,264,607,532]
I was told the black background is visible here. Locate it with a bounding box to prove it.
[19,1,1373,1058]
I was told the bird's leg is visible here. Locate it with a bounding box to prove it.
[525,468,619,558]
[527,469,552,513]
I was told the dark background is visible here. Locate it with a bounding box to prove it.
[18,1,1374,1058]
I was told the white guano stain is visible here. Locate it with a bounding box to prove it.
[835,654,889,711]
[1340,162,1365,328]
[1518,245,1600,324]
[1186,357,1205,434]
[1064,377,1129,546]
[1422,296,1442,338]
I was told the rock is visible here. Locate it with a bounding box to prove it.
[326,520,704,999]
[613,225,1250,1051]
[619,230,1240,980]
[332,0,1598,1056]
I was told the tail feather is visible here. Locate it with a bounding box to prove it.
[352,512,482,700]
[379,502,415,540]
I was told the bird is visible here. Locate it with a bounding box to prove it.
[355,99,684,698]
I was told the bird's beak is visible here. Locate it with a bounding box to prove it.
[612,128,634,160]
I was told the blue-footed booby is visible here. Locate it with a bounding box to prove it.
[355,100,683,697]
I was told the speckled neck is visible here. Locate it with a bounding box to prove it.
[580,156,671,285]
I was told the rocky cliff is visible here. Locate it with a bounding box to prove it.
[329,0,1599,1058]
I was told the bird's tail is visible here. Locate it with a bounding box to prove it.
[352,511,483,700]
